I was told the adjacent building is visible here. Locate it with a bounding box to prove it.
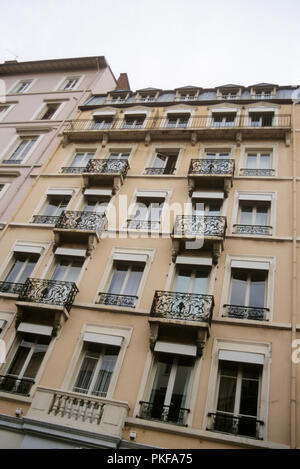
[0,79,299,449]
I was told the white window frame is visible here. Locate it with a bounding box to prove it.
[32,100,64,121]
[244,104,279,127]
[0,312,14,339]
[144,145,184,176]
[203,338,271,441]
[207,105,242,128]
[0,104,12,121]
[95,248,154,309]
[250,88,275,100]
[62,148,97,171]
[198,144,235,160]
[219,255,275,321]
[216,88,242,100]
[102,144,136,166]
[62,323,132,399]
[55,75,84,92]
[136,92,158,103]
[0,183,10,200]
[239,144,277,177]
[0,134,42,165]
[9,79,35,94]
[231,191,276,236]
[41,248,90,288]
[31,187,78,223]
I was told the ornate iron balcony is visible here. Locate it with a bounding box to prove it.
[61,166,87,174]
[189,159,235,176]
[144,167,176,175]
[31,215,60,225]
[97,292,137,308]
[55,211,106,236]
[84,159,129,177]
[0,375,34,396]
[138,401,190,426]
[233,224,272,236]
[207,412,264,439]
[127,219,160,231]
[18,278,78,312]
[150,290,214,323]
[223,304,269,321]
[0,281,24,295]
[173,215,226,239]
[239,168,275,177]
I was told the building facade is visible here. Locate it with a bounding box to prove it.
[0,81,299,449]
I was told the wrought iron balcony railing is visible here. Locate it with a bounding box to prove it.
[138,401,190,426]
[18,278,78,312]
[97,292,137,308]
[61,166,87,174]
[0,281,25,295]
[189,159,235,176]
[64,115,291,133]
[127,219,160,231]
[173,215,226,239]
[223,304,269,321]
[2,159,22,165]
[150,290,214,324]
[144,167,176,175]
[207,412,264,439]
[55,211,106,236]
[239,168,275,177]
[0,375,35,396]
[31,215,60,225]
[84,159,129,177]
[233,224,272,236]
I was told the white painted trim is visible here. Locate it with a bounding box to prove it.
[154,341,197,357]
[113,252,148,263]
[83,188,112,197]
[231,260,270,270]
[17,322,53,336]
[136,190,167,199]
[239,193,272,201]
[13,244,43,254]
[46,188,74,196]
[176,256,212,266]
[93,110,116,117]
[192,191,224,199]
[83,332,123,347]
[219,349,265,364]
[54,247,86,258]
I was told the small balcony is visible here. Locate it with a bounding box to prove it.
[144,167,176,175]
[233,224,272,236]
[223,304,269,321]
[188,159,235,197]
[53,211,106,247]
[172,215,226,264]
[31,215,60,225]
[96,292,138,308]
[239,168,275,177]
[127,219,160,232]
[149,290,214,357]
[0,375,34,396]
[207,412,264,440]
[82,159,129,193]
[138,401,190,426]
[27,386,129,438]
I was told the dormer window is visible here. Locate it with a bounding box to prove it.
[108,93,129,104]
[136,93,156,103]
[217,86,242,100]
[250,86,276,100]
[178,92,197,101]
[221,92,237,100]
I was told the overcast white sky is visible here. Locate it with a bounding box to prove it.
[0,0,299,91]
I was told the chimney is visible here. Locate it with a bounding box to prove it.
[116,73,131,91]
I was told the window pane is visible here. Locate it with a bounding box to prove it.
[208,203,221,216]
[18,258,37,283]
[23,342,49,379]
[240,206,253,225]
[149,203,162,222]
[249,271,266,307]
[205,153,216,159]
[5,259,25,283]
[73,355,98,394]
[239,373,260,416]
[217,372,237,413]
[255,207,268,225]
[153,154,167,168]
[149,356,172,410]
[170,357,193,412]
[92,347,118,397]
[51,260,69,281]
[230,269,247,305]
[260,154,271,169]
[124,265,144,296]
[7,345,31,376]
[192,269,209,295]
[43,199,68,216]
[219,153,229,159]
[65,260,83,282]
[108,265,128,294]
[246,154,257,169]
[174,268,192,293]
[134,202,148,220]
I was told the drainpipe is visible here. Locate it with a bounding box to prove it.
[291,96,298,448]
[0,58,116,239]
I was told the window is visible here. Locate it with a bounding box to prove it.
[193,199,222,217]
[33,194,71,224]
[166,113,190,128]
[146,150,178,175]
[137,93,156,103]
[91,116,113,130]
[249,112,274,127]
[0,320,7,335]
[213,360,262,438]
[212,113,236,127]
[238,202,270,227]
[0,105,10,120]
[108,151,130,161]
[73,342,119,398]
[0,333,50,395]
[61,76,81,91]
[130,195,164,229]
[178,92,196,101]
[142,354,194,425]
[82,196,109,214]
[0,252,39,293]
[241,151,273,176]
[61,151,95,173]
[252,89,272,99]
[221,92,237,100]
[3,136,38,164]
[204,150,230,160]
[122,114,146,129]
[0,183,9,199]
[109,94,128,104]
[12,79,33,94]
[174,265,210,295]
[39,103,61,120]
[51,257,84,283]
